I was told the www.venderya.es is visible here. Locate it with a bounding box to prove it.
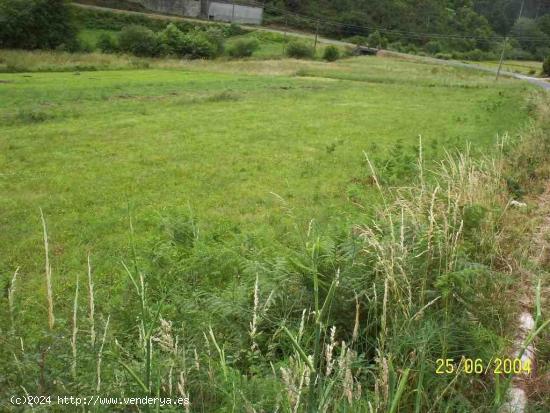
[10,395,190,407]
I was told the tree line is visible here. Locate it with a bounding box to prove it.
[264,0,550,60]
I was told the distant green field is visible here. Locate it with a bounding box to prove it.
[0,54,531,293]
[476,60,544,76]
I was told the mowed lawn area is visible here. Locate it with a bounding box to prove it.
[0,55,532,298]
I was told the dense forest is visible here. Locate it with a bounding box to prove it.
[264,0,550,59]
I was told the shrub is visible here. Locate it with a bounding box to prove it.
[227,38,259,58]
[118,25,161,57]
[0,0,77,50]
[435,52,453,60]
[345,35,368,46]
[506,48,534,61]
[285,41,314,59]
[463,49,485,61]
[97,33,118,53]
[203,27,225,57]
[223,22,246,37]
[158,23,186,56]
[543,56,550,76]
[180,31,218,59]
[425,40,442,55]
[76,39,94,54]
[367,31,388,49]
[322,45,340,62]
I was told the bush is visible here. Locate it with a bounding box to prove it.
[203,27,225,57]
[345,35,368,46]
[97,33,118,53]
[425,40,442,55]
[367,31,388,49]
[223,22,246,37]
[543,56,550,76]
[506,48,534,61]
[462,49,485,61]
[227,38,259,58]
[435,52,453,60]
[0,0,77,50]
[118,25,161,57]
[158,23,185,56]
[285,41,314,59]
[76,39,94,53]
[180,31,218,59]
[322,45,340,62]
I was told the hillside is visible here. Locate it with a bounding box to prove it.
[264,0,550,59]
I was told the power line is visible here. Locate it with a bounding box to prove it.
[251,0,550,44]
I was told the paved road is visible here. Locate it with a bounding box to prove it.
[73,3,550,90]
[384,51,550,90]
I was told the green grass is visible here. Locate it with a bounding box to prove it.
[0,55,530,284]
[476,60,544,76]
[78,28,119,48]
[0,51,542,412]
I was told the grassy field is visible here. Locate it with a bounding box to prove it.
[2,49,546,411]
[476,59,545,76]
[0,54,531,286]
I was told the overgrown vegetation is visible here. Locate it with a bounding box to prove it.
[227,38,260,58]
[264,0,550,61]
[544,55,550,75]
[0,0,78,50]
[1,49,547,411]
[118,24,160,57]
[322,45,340,62]
[286,40,314,59]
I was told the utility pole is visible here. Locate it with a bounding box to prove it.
[496,37,508,81]
[313,19,319,55]
[518,0,525,20]
[496,0,525,81]
[232,0,235,22]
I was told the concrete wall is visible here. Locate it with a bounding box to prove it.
[208,2,263,24]
[135,0,201,17]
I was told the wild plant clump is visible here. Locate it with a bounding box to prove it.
[543,56,550,76]
[227,38,260,58]
[97,33,118,54]
[118,25,161,57]
[118,23,222,59]
[286,41,315,59]
[0,0,78,50]
[322,45,340,62]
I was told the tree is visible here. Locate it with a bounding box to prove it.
[0,0,77,50]
[511,17,550,54]
[543,55,550,76]
[367,31,387,49]
[537,14,550,37]
[118,25,161,57]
